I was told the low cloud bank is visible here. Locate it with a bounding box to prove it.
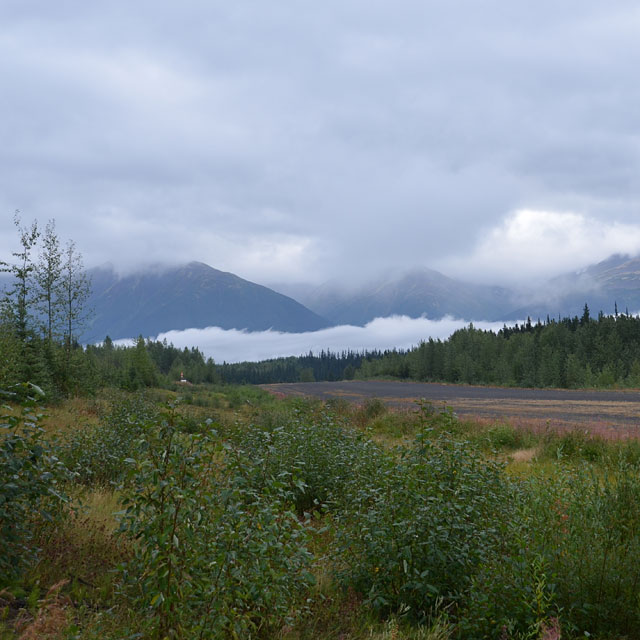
[120,316,514,364]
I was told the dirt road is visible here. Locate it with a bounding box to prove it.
[261,380,640,437]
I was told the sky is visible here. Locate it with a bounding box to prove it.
[2,1,640,288]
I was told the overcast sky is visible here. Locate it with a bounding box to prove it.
[2,1,640,287]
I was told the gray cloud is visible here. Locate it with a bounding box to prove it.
[1,2,639,285]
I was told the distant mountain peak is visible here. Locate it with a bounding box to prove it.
[295,268,514,325]
[83,262,330,342]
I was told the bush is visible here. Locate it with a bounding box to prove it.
[60,393,158,485]
[117,405,314,639]
[484,424,529,451]
[352,397,388,428]
[541,430,606,463]
[336,427,516,622]
[0,383,69,581]
[227,404,387,514]
[533,463,640,636]
[465,462,640,637]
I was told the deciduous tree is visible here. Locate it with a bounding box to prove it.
[34,219,63,342]
[60,239,91,352]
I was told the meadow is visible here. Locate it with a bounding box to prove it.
[3,383,640,639]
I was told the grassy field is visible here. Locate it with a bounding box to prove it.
[3,384,640,639]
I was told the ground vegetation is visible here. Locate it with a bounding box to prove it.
[3,382,640,639]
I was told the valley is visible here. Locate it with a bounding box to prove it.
[4,6,640,637]
[76,252,640,346]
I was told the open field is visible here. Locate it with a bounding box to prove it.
[261,380,640,438]
[6,385,640,638]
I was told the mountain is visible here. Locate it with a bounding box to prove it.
[5,254,640,342]
[582,254,640,294]
[504,254,640,320]
[287,268,515,325]
[83,262,330,342]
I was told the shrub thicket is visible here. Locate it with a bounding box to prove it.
[117,405,314,639]
[60,393,158,485]
[7,387,640,639]
[225,403,388,514]
[0,383,69,581]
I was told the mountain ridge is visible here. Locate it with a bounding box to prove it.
[83,261,330,342]
[5,254,640,342]
[306,267,514,325]
[273,255,640,325]
[503,253,640,320]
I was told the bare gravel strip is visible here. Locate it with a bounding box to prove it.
[261,380,640,434]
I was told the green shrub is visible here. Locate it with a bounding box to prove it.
[362,397,387,420]
[228,405,387,514]
[117,406,314,639]
[60,393,158,485]
[223,384,276,410]
[541,430,606,463]
[616,438,640,465]
[336,427,516,622]
[484,424,529,451]
[0,383,69,581]
[538,463,640,636]
[416,401,466,437]
[465,463,640,637]
[462,476,561,636]
[370,412,418,438]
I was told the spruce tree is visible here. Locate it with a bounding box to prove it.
[581,303,590,325]
[0,212,39,340]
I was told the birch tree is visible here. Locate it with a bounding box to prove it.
[34,219,63,342]
[60,239,91,351]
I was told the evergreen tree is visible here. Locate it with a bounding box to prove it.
[0,313,20,389]
[580,303,590,326]
[126,336,158,389]
[0,212,39,340]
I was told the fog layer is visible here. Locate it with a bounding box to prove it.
[116,315,514,364]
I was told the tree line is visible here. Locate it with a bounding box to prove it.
[217,349,385,384]
[4,213,640,394]
[357,306,640,388]
[79,337,220,392]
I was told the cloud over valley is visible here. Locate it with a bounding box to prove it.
[127,315,513,364]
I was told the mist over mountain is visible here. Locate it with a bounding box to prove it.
[82,254,640,343]
[283,268,514,325]
[6,253,639,346]
[83,261,330,342]
[273,256,640,326]
[503,254,640,321]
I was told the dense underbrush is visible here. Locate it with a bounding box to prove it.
[3,386,640,638]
